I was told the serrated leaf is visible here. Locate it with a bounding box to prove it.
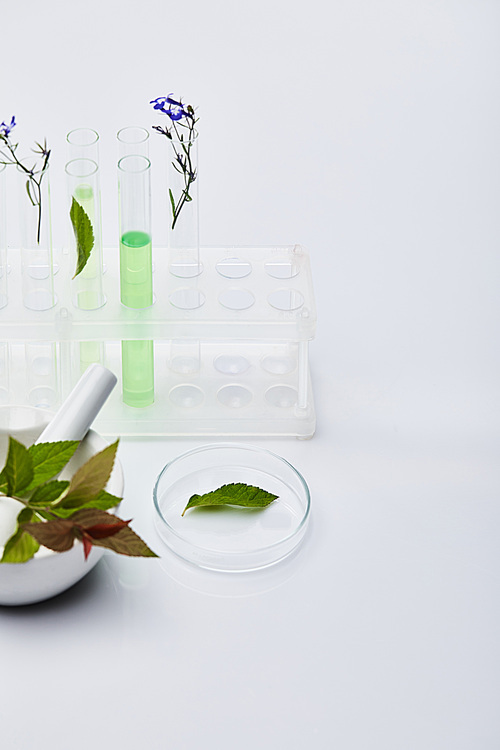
[29,480,70,506]
[181,483,278,516]
[22,517,76,553]
[57,441,118,509]
[70,196,94,278]
[50,489,121,518]
[71,508,158,558]
[1,437,33,496]
[27,440,79,488]
[71,508,129,536]
[88,489,122,511]
[89,524,158,558]
[1,508,40,563]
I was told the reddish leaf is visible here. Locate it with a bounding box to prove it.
[84,519,131,540]
[22,518,76,553]
[90,525,158,558]
[81,535,93,561]
[70,507,125,530]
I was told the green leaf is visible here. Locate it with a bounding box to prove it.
[25,178,36,206]
[1,437,33,496]
[29,480,70,506]
[88,489,122,510]
[1,508,40,563]
[0,470,8,495]
[27,440,79,488]
[168,188,176,217]
[57,441,119,509]
[50,489,121,518]
[181,483,279,516]
[70,196,94,278]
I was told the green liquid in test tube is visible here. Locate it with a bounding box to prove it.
[121,339,155,407]
[120,230,153,308]
[118,154,154,408]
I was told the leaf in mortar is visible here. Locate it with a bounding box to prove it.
[22,517,76,553]
[1,508,40,564]
[88,489,122,511]
[70,508,158,558]
[29,480,70,506]
[70,196,94,278]
[51,489,122,518]
[58,440,119,509]
[181,483,279,516]
[27,440,79,488]
[1,437,33,496]
[0,470,8,495]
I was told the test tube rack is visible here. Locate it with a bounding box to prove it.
[0,244,316,438]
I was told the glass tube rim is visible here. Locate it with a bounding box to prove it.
[66,128,100,147]
[117,126,150,145]
[118,154,151,174]
[65,157,99,179]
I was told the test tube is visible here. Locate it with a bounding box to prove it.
[65,157,105,310]
[118,153,154,407]
[117,127,150,159]
[66,130,105,372]
[18,160,55,311]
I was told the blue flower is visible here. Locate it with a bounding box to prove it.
[165,94,183,108]
[150,97,168,111]
[150,95,190,122]
[0,115,16,137]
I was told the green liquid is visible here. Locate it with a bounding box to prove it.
[122,340,154,408]
[79,341,102,374]
[120,230,153,309]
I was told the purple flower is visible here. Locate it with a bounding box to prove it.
[165,95,183,108]
[150,96,168,111]
[150,94,189,122]
[0,115,16,137]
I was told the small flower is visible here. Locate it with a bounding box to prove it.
[150,94,190,122]
[151,92,198,229]
[150,96,168,111]
[165,94,183,107]
[0,115,16,138]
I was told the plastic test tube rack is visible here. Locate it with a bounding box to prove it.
[0,244,316,438]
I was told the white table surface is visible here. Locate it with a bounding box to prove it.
[1,1,500,748]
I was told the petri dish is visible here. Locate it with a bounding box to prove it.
[153,443,310,571]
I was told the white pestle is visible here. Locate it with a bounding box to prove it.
[35,364,117,444]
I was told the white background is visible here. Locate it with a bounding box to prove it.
[1,1,500,748]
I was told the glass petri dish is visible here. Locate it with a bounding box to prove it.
[153,443,310,572]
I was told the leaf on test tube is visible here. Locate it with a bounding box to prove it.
[181,483,278,516]
[70,196,94,278]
